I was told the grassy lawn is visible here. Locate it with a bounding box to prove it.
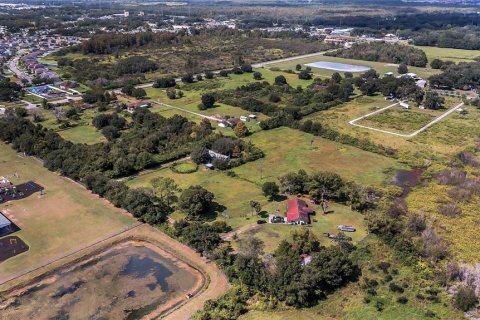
[414,46,480,63]
[126,168,274,229]
[0,143,135,279]
[57,125,106,145]
[266,53,441,79]
[232,201,367,254]
[356,106,436,135]
[32,108,111,145]
[233,127,405,187]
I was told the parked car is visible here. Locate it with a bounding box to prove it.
[338,225,356,232]
[271,216,285,223]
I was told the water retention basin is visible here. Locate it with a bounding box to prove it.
[0,241,204,319]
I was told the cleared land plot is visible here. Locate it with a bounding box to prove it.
[305,95,468,159]
[265,53,440,79]
[0,143,135,279]
[355,105,437,135]
[414,45,480,63]
[233,127,405,187]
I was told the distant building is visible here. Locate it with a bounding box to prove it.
[286,199,313,224]
[400,101,410,109]
[126,101,150,113]
[208,150,230,161]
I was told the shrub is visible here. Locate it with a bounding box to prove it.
[205,71,214,79]
[397,296,408,304]
[269,93,281,103]
[455,286,477,312]
[253,71,262,80]
[274,75,287,85]
[438,203,462,217]
[389,282,404,293]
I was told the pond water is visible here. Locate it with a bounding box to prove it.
[305,61,371,72]
[391,168,423,197]
[1,243,200,320]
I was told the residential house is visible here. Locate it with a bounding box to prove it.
[286,199,313,224]
[126,101,150,113]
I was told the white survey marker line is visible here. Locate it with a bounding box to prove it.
[349,102,464,138]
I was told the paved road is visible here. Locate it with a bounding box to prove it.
[8,56,31,83]
[349,102,465,138]
[151,100,222,122]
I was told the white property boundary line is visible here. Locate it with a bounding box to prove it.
[349,102,464,138]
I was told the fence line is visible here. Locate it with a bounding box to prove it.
[0,222,143,287]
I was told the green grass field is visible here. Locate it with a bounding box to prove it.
[266,53,441,79]
[32,108,109,145]
[414,46,480,63]
[126,167,274,229]
[233,127,405,187]
[0,143,135,279]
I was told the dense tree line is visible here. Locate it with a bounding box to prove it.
[190,136,264,170]
[0,116,171,224]
[79,31,180,54]
[429,62,480,90]
[279,170,373,211]
[0,109,212,179]
[191,228,359,319]
[326,42,427,67]
[0,79,23,101]
[413,27,480,50]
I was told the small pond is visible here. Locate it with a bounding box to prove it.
[305,61,371,72]
[391,168,423,197]
[1,243,201,319]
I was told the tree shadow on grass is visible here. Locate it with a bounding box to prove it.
[271,194,287,202]
[202,201,227,221]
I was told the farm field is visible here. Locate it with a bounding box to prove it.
[265,53,441,79]
[0,143,135,279]
[233,127,405,187]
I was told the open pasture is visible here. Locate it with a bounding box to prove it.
[233,127,405,187]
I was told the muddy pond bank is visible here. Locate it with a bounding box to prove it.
[0,240,204,320]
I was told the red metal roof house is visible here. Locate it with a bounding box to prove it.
[286,199,313,224]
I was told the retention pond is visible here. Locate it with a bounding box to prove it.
[0,241,203,319]
[305,61,371,72]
